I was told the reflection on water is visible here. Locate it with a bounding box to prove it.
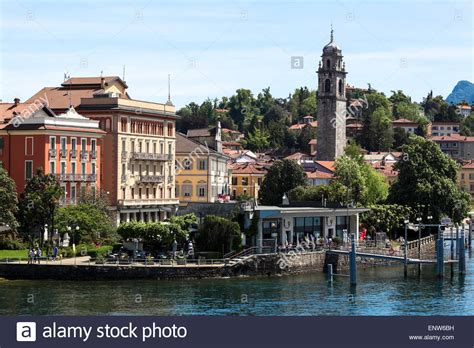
[0,253,472,316]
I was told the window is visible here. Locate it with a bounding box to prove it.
[91,139,96,152]
[326,59,330,68]
[71,162,76,175]
[50,161,56,174]
[338,79,343,96]
[242,177,248,186]
[122,163,126,176]
[160,143,164,154]
[25,161,33,180]
[50,136,56,149]
[60,137,67,150]
[131,140,135,152]
[146,188,150,199]
[0,137,3,156]
[168,143,172,155]
[324,79,331,93]
[183,181,192,197]
[146,142,150,153]
[131,188,135,198]
[81,162,86,174]
[183,159,193,170]
[81,138,87,150]
[232,177,237,185]
[122,139,126,152]
[197,181,207,197]
[60,162,66,175]
[91,163,96,175]
[139,188,142,198]
[168,123,174,136]
[198,159,207,170]
[25,137,34,156]
[153,142,157,153]
[138,141,142,152]
[71,138,77,151]
[122,188,126,199]
[71,185,76,203]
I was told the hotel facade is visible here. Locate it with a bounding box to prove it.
[27,76,179,224]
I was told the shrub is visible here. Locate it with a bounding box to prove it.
[0,239,26,250]
[195,215,242,254]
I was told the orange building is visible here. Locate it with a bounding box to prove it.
[0,101,104,204]
[27,76,179,224]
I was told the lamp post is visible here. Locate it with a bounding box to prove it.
[67,225,80,265]
[404,219,409,277]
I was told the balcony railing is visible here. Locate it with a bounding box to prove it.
[80,150,88,160]
[57,174,97,182]
[137,175,164,183]
[90,150,97,159]
[49,149,57,159]
[60,149,68,158]
[70,149,77,159]
[131,152,171,161]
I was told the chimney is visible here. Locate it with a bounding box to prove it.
[14,98,20,106]
[100,77,105,89]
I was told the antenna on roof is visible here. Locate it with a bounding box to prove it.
[166,73,174,106]
[122,65,126,82]
[100,70,103,77]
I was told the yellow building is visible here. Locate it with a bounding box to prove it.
[460,162,474,198]
[230,162,268,200]
[175,132,230,203]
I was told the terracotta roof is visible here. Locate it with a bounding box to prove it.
[230,162,267,175]
[462,162,474,169]
[289,123,306,130]
[315,161,335,172]
[370,161,398,179]
[0,102,47,123]
[458,105,472,110]
[308,139,317,145]
[303,115,314,119]
[222,141,241,147]
[62,76,127,88]
[306,171,333,179]
[431,134,474,142]
[214,108,229,113]
[222,128,240,134]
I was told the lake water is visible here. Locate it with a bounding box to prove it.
[0,248,472,316]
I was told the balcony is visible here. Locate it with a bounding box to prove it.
[60,149,68,158]
[70,149,77,159]
[80,150,88,161]
[131,152,171,161]
[90,150,97,159]
[137,175,164,183]
[57,174,97,182]
[49,149,57,159]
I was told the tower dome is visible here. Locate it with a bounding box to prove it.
[323,27,341,54]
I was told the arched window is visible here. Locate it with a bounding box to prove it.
[105,118,111,131]
[324,79,331,93]
[338,79,344,96]
[326,59,330,68]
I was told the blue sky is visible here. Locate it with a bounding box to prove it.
[0,0,472,108]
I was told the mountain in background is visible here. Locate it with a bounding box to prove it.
[446,80,474,104]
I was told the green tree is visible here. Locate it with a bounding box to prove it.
[367,107,394,151]
[17,168,63,245]
[393,127,410,149]
[361,204,413,239]
[246,126,270,151]
[332,155,368,205]
[228,89,256,131]
[55,203,116,244]
[195,215,242,254]
[363,165,389,205]
[460,112,474,135]
[0,167,19,235]
[344,140,364,165]
[296,126,316,153]
[388,136,470,223]
[259,159,306,205]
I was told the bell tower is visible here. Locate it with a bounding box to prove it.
[316,27,347,161]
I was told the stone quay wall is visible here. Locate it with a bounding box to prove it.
[0,240,437,280]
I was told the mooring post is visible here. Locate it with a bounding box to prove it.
[436,230,444,278]
[455,224,459,258]
[350,233,357,286]
[468,220,472,248]
[459,229,466,275]
[404,222,408,278]
[327,263,333,284]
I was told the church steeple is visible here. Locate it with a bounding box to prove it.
[316,26,347,161]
